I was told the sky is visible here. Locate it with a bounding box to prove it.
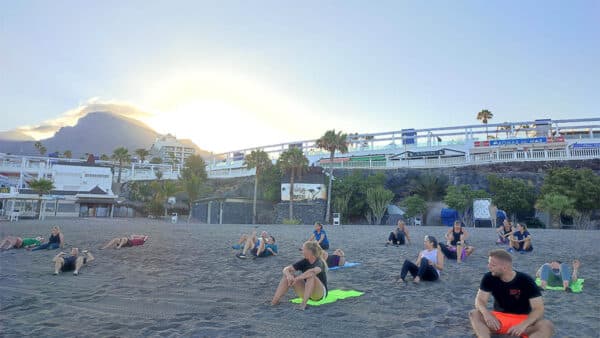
[1,0,598,153]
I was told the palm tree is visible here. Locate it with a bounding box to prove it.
[517,124,531,138]
[180,155,209,222]
[63,150,72,159]
[316,129,349,224]
[476,109,494,140]
[112,147,130,184]
[245,150,272,224]
[135,148,150,162]
[277,148,308,221]
[28,178,54,219]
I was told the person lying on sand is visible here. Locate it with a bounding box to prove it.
[271,241,328,310]
[0,236,43,251]
[398,235,444,284]
[31,226,64,251]
[469,249,554,337]
[509,223,533,252]
[439,241,475,263]
[536,259,580,292]
[237,235,278,259]
[386,220,410,246]
[308,222,329,250]
[101,235,149,249]
[235,230,269,257]
[53,248,94,276]
[496,220,514,245]
[322,249,346,268]
[233,230,268,249]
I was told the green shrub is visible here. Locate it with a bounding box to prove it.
[282,218,301,225]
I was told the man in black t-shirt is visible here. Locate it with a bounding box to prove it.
[469,249,554,337]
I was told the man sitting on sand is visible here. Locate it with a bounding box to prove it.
[0,236,44,251]
[469,249,554,338]
[101,235,149,249]
[53,248,94,276]
[271,241,328,310]
[536,259,580,292]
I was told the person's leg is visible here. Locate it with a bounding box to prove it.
[397,232,406,245]
[456,242,463,263]
[421,264,439,282]
[388,232,396,244]
[255,239,266,257]
[0,238,15,250]
[469,309,492,338]
[320,242,329,250]
[241,232,257,256]
[439,243,457,260]
[31,242,50,251]
[54,257,65,274]
[509,239,519,250]
[49,243,60,250]
[559,263,573,289]
[523,239,532,251]
[524,318,554,338]
[102,238,120,249]
[73,256,85,275]
[415,258,435,282]
[539,264,552,289]
[116,238,128,249]
[400,260,418,281]
[300,275,325,310]
[271,274,292,305]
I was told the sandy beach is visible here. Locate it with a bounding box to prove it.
[1,218,599,337]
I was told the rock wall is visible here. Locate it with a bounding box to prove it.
[275,200,326,225]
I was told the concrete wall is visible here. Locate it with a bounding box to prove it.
[275,200,326,225]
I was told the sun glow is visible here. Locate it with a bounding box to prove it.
[139,68,325,153]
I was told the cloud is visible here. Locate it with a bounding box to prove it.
[14,98,153,140]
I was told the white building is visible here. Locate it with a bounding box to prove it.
[150,134,196,166]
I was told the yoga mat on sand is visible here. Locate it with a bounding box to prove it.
[290,289,364,306]
[328,262,361,270]
[535,278,584,293]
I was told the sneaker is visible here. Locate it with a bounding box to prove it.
[53,271,59,275]
[73,271,79,276]
[82,250,89,254]
[385,243,390,247]
[507,248,514,253]
[236,253,247,259]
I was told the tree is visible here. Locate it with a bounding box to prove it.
[401,195,427,220]
[244,150,272,224]
[366,187,394,225]
[112,147,130,184]
[487,175,536,221]
[100,154,110,161]
[517,124,531,137]
[535,193,576,228]
[316,129,349,224]
[34,141,47,156]
[180,155,209,222]
[444,184,489,226]
[476,109,494,139]
[150,157,163,164]
[63,150,72,159]
[539,168,600,229]
[331,171,386,222]
[332,182,352,223]
[498,123,512,138]
[28,178,54,219]
[135,148,150,162]
[277,148,308,221]
[410,173,448,202]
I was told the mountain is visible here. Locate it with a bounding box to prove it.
[0,130,35,141]
[0,112,211,159]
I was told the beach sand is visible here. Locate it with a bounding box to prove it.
[1,218,599,337]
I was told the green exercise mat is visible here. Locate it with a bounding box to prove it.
[290,289,364,306]
[535,278,584,293]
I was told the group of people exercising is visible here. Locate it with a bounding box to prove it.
[1,226,148,275]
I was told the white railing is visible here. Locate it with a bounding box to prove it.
[208,167,256,179]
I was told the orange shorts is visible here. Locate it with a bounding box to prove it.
[491,311,529,338]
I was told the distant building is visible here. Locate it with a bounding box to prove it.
[150,134,196,166]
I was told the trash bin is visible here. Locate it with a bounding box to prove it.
[171,213,178,224]
[333,213,341,226]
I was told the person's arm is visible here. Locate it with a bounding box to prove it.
[462,229,469,241]
[59,233,65,248]
[507,297,545,336]
[475,290,501,331]
[445,230,452,242]
[317,236,324,244]
[283,265,296,285]
[84,251,95,262]
[294,266,322,281]
[434,249,444,271]
[308,233,315,241]
[536,265,543,278]
[266,247,277,256]
[415,252,422,266]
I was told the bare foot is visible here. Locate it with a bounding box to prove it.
[413,277,421,284]
[297,304,307,311]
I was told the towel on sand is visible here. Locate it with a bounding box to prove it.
[535,278,584,293]
[328,262,361,270]
[290,289,364,306]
